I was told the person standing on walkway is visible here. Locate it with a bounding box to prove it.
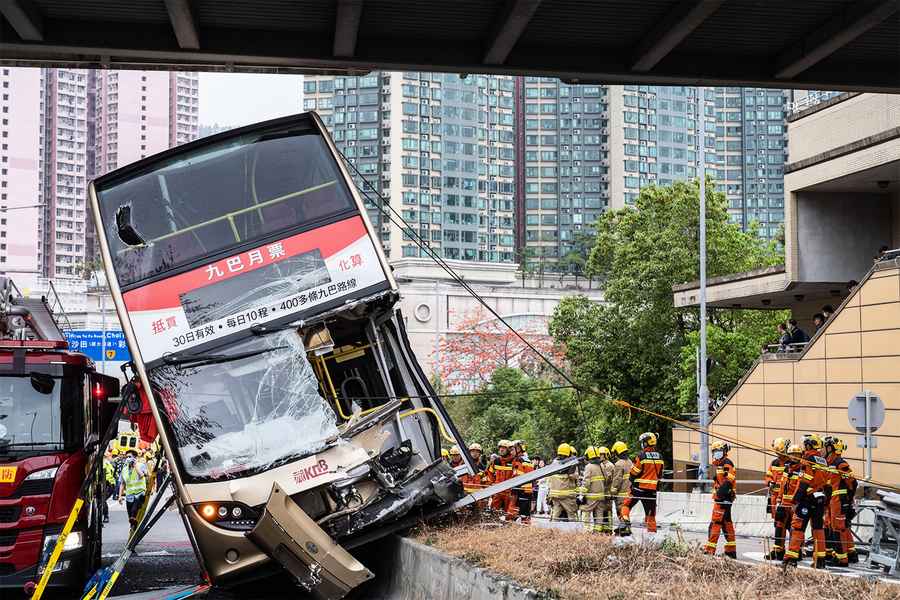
[619,433,663,536]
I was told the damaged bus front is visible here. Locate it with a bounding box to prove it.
[88,113,474,598]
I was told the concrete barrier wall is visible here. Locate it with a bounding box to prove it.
[359,536,546,600]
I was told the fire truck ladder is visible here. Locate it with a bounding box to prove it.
[0,276,69,341]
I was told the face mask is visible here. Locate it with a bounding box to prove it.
[712,450,724,461]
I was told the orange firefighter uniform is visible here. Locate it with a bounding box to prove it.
[512,442,534,523]
[824,437,857,566]
[765,438,791,560]
[486,440,518,518]
[705,442,737,558]
[619,432,664,535]
[784,435,829,568]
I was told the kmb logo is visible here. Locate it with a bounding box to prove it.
[292,459,330,485]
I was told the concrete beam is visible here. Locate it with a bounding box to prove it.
[333,0,363,58]
[483,0,541,65]
[630,0,725,72]
[0,0,43,41]
[163,0,200,50]
[775,0,900,80]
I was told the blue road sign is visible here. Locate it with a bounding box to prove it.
[67,330,131,362]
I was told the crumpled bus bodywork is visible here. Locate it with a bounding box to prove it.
[89,112,478,598]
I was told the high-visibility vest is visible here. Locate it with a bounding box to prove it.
[123,464,146,496]
[103,461,115,485]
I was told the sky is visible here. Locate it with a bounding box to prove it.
[199,72,304,128]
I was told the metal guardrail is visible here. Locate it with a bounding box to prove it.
[45,280,73,332]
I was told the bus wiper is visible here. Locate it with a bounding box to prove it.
[163,345,289,369]
[0,441,63,451]
[249,321,302,336]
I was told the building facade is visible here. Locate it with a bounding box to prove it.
[673,93,900,486]
[303,72,517,264]
[0,67,199,285]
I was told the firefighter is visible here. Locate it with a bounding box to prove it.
[577,446,612,533]
[823,436,857,566]
[773,443,804,561]
[609,440,632,527]
[512,441,534,523]
[705,441,737,558]
[765,437,791,560]
[469,442,488,472]
[486,440,518,519]
[548,443,579,522]
[596,447,617,531]
[619,432,664,536]
[784,434,829,568]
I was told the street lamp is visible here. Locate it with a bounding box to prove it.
[697,86,710,488]
[88,270,109,375]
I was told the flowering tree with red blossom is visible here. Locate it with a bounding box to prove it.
[433,307,566,391]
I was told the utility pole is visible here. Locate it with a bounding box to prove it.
[697,86,710,486]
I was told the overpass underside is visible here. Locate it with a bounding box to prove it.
[1,0,899,92]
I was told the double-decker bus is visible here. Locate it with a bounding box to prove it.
[88,113,477,598]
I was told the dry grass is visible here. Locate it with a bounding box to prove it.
[415,522,900,600]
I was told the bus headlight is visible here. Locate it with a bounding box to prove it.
[194,502,259,531]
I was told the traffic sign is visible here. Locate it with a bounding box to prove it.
[66,330,131,362]
[848,392,885,433]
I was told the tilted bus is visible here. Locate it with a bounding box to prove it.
[87,113,482,598]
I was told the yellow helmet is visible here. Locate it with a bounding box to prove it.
[584,446,599,460]
[824,436,845,454]
[441,448,450,458]
[449,445,461,456]
[557,443,573,457]
[787,443,803,458]
[468,442,483,452]
[498,439,513,449]
[611,441,628,456]
[514,440,527,451]
[803,433,823,451]
[711,441,730,453]
[639,432,658,448]
[598,446,610,457]
[771,437,791,454]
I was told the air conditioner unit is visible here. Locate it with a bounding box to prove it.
[601,175,609,182]
[601,144,609,151]
[602,128,609,134]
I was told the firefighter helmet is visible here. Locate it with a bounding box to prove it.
[514,440,527,451]
[786,443,803,458]
[468,442,483,453]
[824,436,845,454]
[711,441,730,453]
[441,448,449,459]
[639,432,658,448]
[557,443,573,457]
[598,446,610,458]
[771,437,791,454]
[449,445,461,456]
[611,441,628,456]
[803,433,824,451]
[584,446,599,460]
[498,439,513,449]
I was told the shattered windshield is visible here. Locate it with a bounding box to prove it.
[148,331,339,480]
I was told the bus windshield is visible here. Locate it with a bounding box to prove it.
[148,330,339,480]
[96,121,356,288]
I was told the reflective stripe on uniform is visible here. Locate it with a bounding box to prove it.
[634,478,658,485]
[492,465,513,471]
[832,489,847,496]
[784,550,799,559]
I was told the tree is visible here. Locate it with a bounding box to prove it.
[448,367,605,461]
[433,307,565,391]
[549,179,783,458]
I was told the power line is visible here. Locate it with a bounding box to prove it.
[340,154,900,495]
